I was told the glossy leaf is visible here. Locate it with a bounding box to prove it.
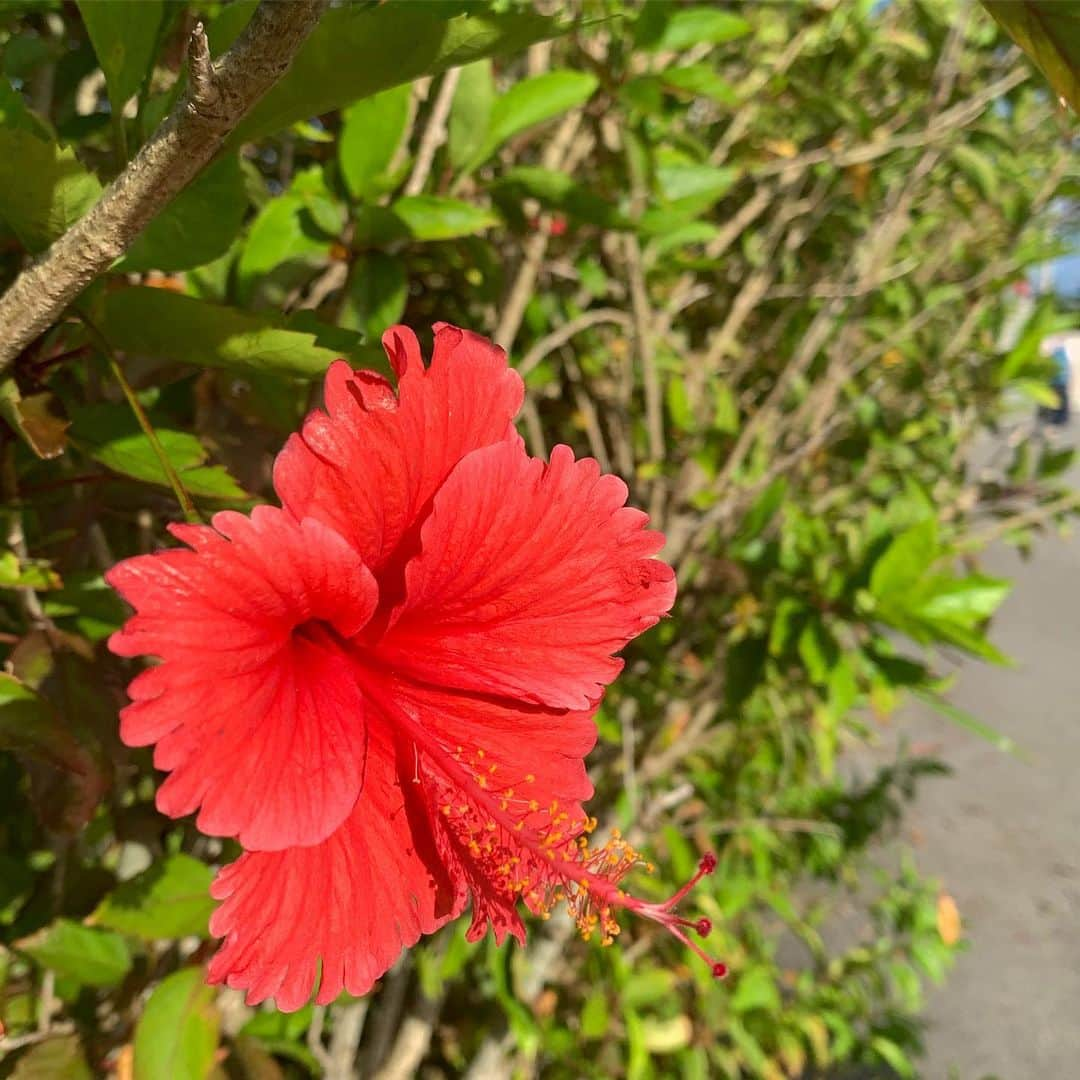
[495,166,625,228]
[339,84,412,201]
[636,4,751,51]
[449,59,496,169]
[92,854,216,941]
[340,252,408,341]
[469,69,597,167]
[237,166,342,302]
[869,520,938,600]
[98,288,377,378]
[122,155,248,273]
[0,81,101,251]
[391,195,499,240]
[70,403,247,500]
[984,1,1080,112]
[77,0,165,114]
[133,967,220,1080]
[223,4,566,147]
[18,918,132,987]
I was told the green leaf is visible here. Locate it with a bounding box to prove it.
[339,84,412,201]
[0,550,61,591]
[133,967,220,1080]
[77,0,164,114]
[10,1035,93,1080]
[730,966,782,1014]
[798,617,838,686]
[17,919,132,987]
[470,69,597,167]
[340,253,408,341]
[655,161,737,205]
[666,375,693,431]
[92,854,216,941]
[914,689,1020,756]
[712,377,739,434]
[225,5,567,147]
[0,81,102,251]
[99,288,377,378]
[121,154,248,273]
[42,571,128,642]
[984,1,1080,112]
[495,166,625,228]
[637,4,751,51]
[449,59,496,169]
[915,574,1010,627]
[869,519,939,600]
[579,991,610,1039]
[870,1036,916,1079]
[950,143,998,199]
[70,403,247,500]
[736,478,788,544]
[659,63,737,105]
[392,195,499,241]
[237,166,342,302]
[640,163,737,233]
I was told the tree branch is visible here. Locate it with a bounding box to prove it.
[0,0,329,371]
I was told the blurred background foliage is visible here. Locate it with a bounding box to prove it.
[0,1,1076,1078]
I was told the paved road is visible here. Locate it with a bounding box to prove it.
[891,524,1080,1077]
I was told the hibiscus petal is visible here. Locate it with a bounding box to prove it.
[207,729,465,1010]
[380,441,677,710]
[389,675,597,805]
[107,509,377,850]
[273,324,524,575]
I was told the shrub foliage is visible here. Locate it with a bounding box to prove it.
[0,1,1073,1078]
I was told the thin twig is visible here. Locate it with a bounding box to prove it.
[325,999,369,1080]
[80,317,200,524]
[516,308,632,378]
[493,112,589,351]
[755,67,1028,179]
[623,232,665,519]
[404,67,461,197]
[372,990,445,1080]
[960,491,1080,550]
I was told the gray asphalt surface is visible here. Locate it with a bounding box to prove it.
[888,511,1080,1077]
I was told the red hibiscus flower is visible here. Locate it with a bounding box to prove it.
[107,324,723,1011]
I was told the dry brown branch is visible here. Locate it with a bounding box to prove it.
[756,66,1028,180]
[403,67,461,197]
[0,1,329,370]
[493,112,589,351]
[372,990,446,1080]
[325,999,369,1080]
[623,232,665,517]
[516,308,632,377]
[563,351,612,472]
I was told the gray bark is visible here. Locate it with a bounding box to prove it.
[0,0,329,371]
